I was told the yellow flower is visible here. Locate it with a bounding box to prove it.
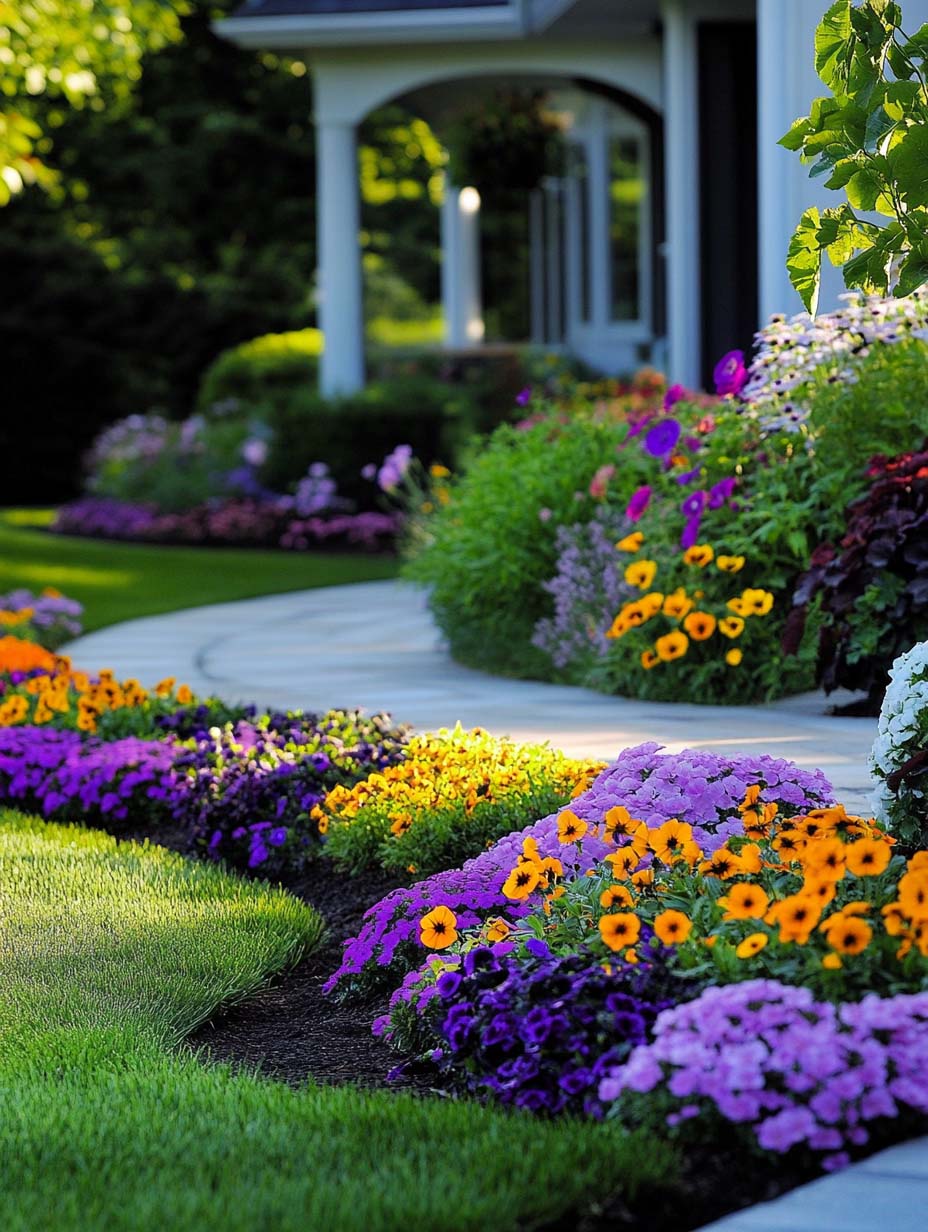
[606,615,629,640]
[641,592,665,618]
[640,649,659,670]
[683,544,714,567]
[716,555,745,573]
[822,953,842,969]
[600,884,635,910]
[624,559,658,590]
[419,905,458,950]
[615,532,644,553]
[739,588,774,616]
[655,631,689,662]
[485,917,511,943]
[718,616,745,639]
[176,684,193,704]
[662,588,694,620]
[683,611,716,641]
[735,932,768,958]
[557,808,588,845]
[390,813,413,836]
[653,909,692,945]
[766,894,821,944]
[154,677,176,698]
[429,464,451,478]
[599,912,641,951]
[725,648,743,667]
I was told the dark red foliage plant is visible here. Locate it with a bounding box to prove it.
[785,444,928,709]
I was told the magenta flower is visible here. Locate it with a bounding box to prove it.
[674,467,702,486]
[625,486,652,522]
[515,387,532,407]
[643,418,682,458]
[713,350,747,397]
[663,384,687,411]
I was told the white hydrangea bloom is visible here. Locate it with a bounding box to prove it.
[870,641,928,837]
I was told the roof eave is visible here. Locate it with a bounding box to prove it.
[215,4,527,50]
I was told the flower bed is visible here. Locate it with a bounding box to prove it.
[405,292,928,705]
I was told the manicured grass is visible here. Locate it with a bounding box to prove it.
[0,809,679,1232]
[0,509,399,633]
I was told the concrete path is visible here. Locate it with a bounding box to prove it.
[65,579,928,1225]
[66,579,878,810]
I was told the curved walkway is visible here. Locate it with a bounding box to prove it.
[66,579,878,810]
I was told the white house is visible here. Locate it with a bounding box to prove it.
[217,0,928,396]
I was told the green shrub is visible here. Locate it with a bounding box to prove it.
[405,417,641,677]
[197,328,324,412]
[260,376,479,503]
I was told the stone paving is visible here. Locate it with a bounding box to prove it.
[64,578,928,1230]
[67,578,878,810]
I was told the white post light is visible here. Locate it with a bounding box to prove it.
[442,182,484,347]
[317,118,365,396]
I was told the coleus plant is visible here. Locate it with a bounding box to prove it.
[781,0,928,312]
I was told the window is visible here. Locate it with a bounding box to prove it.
[609,135,643,322]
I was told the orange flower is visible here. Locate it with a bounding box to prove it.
[908,851,928,873]
[599,912,641,951]
[557,809,588,845]
[641,592,665,618]
[683,611,717,641]
[655,631,689,662]
[0,637,56,675]
[699,848,742,879]
[716,555,745,573]
[502,864,541,900]
[176,684,193,704]
[419,905,458,950]
[390,813,413,836]
[801,838,846,882]
[600,884,635,910]
[845,837,892,877]
[822,953,842,969]
[801,876,838,909]
[649,819,694,864]
[486,917,511,943]
[653,909,692,945]
[640,649,660,670]
[881,901,908,936]
[606,848,641,879]
[898,870,928,919]
[766,894,821,944]
[740,785,761,811]
[603,806,637,841]
[821,915,872,955]
[718,882,770,921]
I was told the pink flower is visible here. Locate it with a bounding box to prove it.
[538,507,552,523]
[589,464,615,501]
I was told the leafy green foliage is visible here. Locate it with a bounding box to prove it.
[782,0,928,309]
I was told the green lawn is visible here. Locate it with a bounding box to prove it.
[0,509,399,633]
[0,810,678,1232]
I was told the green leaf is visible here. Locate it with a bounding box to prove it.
[845,165,884,209]
[864,104,895,152]
[842,243,891,295]
[889,123,928,208]
[886,41,915,79]
[817,204,863,266]
[895,248,928,296]
[825,154,864,189]
[815,0,853,90]
[786,206,822,314]
[779,114,813,151]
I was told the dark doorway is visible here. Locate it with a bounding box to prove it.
[697,21,758,386]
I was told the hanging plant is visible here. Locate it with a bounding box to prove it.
[443,89,563,195]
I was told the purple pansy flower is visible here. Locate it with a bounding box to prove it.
[708,477,737,509]
[643,418,682,458]
[681,490,707,518]
[713,349,747,397]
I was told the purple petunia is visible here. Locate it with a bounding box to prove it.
[713,349,747,397]
[643,418,682,458]
[625,486,652,523]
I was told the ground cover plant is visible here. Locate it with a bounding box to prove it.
[0,509,398,634]
[0,808,674,1232]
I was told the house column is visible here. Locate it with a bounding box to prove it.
[442,183,484,348]
[661,0,700,387]
[317,119,364,396]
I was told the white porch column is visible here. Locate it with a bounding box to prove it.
[441,183,484,348]
[661,0,700,386]
[317,119,364,396]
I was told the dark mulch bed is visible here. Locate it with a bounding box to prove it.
[185,856,434,1091]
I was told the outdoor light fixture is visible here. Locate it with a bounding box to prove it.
[459,186,481,214]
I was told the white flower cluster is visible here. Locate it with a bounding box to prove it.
[741,290,928,436]
[870,640,928,834]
